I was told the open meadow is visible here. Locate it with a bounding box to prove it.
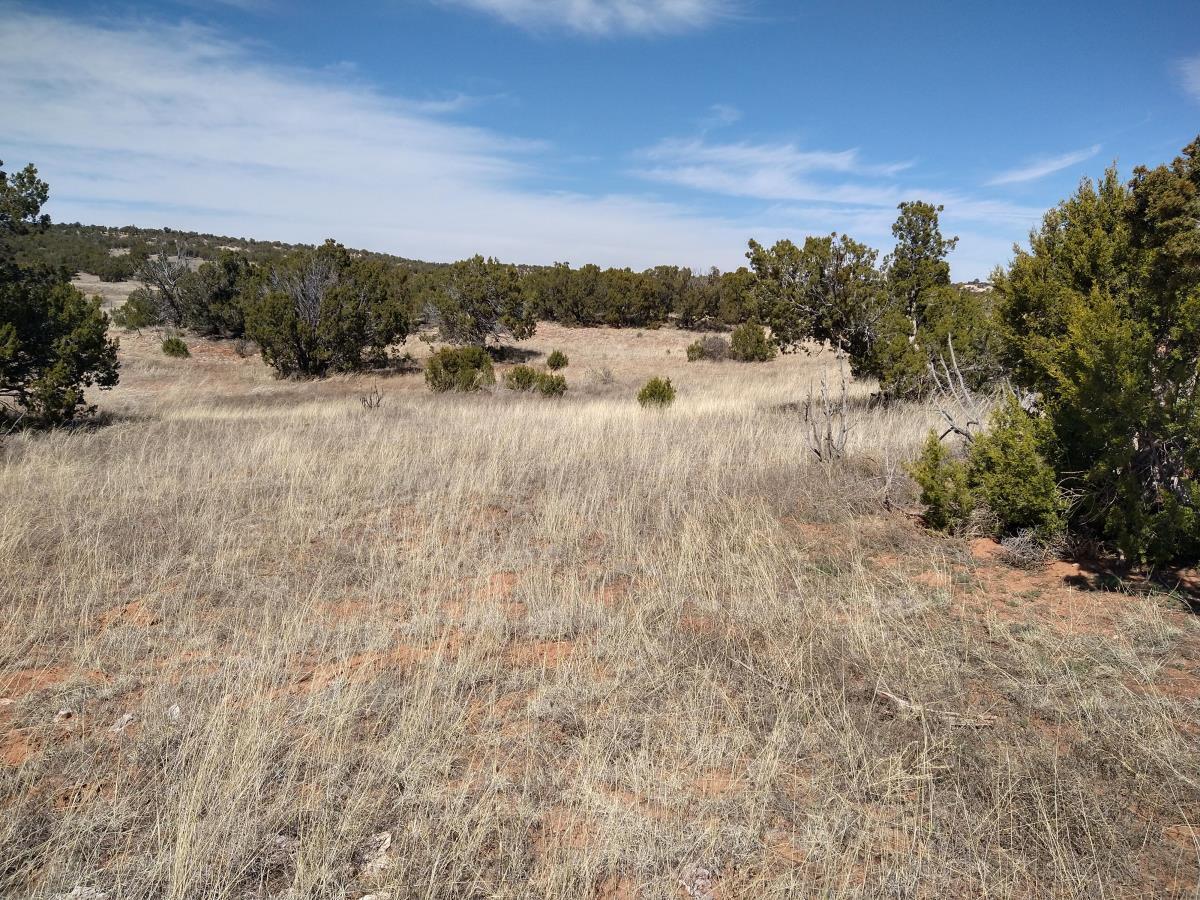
[1,310,1199,898]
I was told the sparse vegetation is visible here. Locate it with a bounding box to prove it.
[2,322,1197,898]
[3,130,1200,899]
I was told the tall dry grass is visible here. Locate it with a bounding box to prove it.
[0,324,1197,898]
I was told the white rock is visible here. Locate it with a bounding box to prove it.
[360,830,393,876]
[55,887,107,900]
[110,712,135,733]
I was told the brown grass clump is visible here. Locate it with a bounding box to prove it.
[0,318,1198,898]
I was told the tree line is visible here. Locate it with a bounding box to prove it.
[2,135,1197,565]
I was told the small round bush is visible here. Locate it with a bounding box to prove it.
[535,372,567,397]
[161,336,190,358]
[968,397,1065,537]
[546,350,568,371]
[425,346,495,393]
[111,288,162,330]
[637,376,675,408]
[907,431,973,531]
[729,321,777,362]
[686,335,729,362]
[503,364,540,391]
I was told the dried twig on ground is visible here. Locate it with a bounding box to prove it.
[875,687,997,727]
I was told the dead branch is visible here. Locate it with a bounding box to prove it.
[803,358,853,462]
[875,687,997,727]
[929,334,986,443]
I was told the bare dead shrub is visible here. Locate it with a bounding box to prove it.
[803,360,853,462]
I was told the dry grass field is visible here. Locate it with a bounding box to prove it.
[2,306,1199,898]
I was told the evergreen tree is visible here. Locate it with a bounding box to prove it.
[0,161,118,428]
[996,138,1200,563]
[434,255,534,345]
[244,240,411,377]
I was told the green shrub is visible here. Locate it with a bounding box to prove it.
[432,255,535,345]
[244,240,410,378]
[95,253,139,282]
[1,161,119,428]
[729,321,776,362]
[110,287,162,330]
[992,136,1200,564]
[907,431,973,531]
[535,372,567,397]
[637,376,675,408]
[686,335,729,362]
[161,336,190,358]
[503,364,539,391]
[967,397,1065,538]
[425,345,494,393]
[546,350,568,370]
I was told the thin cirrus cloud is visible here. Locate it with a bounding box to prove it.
[986,144,1102,186]
[0,9,762,271]
[0,8,1036,278]
[631,135,1045,277]
[633,137,1045,227]
[1179,55,1200,100]
[634,137,917,205]
[437,0,737,35]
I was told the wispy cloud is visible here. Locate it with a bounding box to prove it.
[438,0,736,35]
[986,144,1101,186]
[0,9,1038,279]
[634,137,915,204]
[700,103,742,131]
[0,9,757,270]
[1179,55,1200,101]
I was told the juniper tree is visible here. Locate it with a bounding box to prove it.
[0,161,118,427]
[433,255,534,345]
[995,137,1200,563]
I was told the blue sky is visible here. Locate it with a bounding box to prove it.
[2,0,1198,278]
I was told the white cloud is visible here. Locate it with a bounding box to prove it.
[635,137,915,204]
[631,138,1040,223]
[438,0,734,35]
[701,103,742,130]
[1179,55,1200,101]
[986,144,1101,186]
[0,10,756,271]
[0,10,1031,279]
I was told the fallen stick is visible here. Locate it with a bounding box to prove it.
[875,687,997,727]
